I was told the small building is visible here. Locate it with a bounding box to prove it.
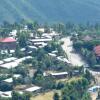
[30,38,52,43]
[57,56,71,64]
[82,35,93,42]
[3,57,17,63]
[25,86,41,93]
[72,70,80,76]
[0,37,16,50]
[28,46,37,51]
[48,53,57,57]
[0,91,23,98]
[37,28,45,33]
[50,72,68,79]
[94,45,100,59]
[0,60,4,65]
[0,62,18,69]
[10,30,17,38]
[34,42,47,47]
[88,85,100,93]
[51,50,58,54]
[42,31,60,39]
[0,91,12,98]
[0,56,32,69]
[2,74,21,85]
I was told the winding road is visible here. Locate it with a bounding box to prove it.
[61,36,100,76]
[61,36,87,66]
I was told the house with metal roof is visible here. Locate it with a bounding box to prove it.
[0,37,16,50]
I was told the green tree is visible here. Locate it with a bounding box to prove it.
[83,70,93,83]
[17,31,29,47]
[81,92,91,100]
[53,93,60,100]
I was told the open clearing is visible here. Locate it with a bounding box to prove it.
[31,91,54,100]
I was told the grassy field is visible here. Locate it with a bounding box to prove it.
[30,91,54,100]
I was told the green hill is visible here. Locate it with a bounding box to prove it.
[0,0,100,23]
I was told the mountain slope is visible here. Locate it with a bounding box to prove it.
[0,0,100,23]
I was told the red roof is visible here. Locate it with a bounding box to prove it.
[82,35,93,41]
[94,45,100,56]
[0,37,16,43]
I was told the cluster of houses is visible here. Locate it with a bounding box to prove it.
[0,85,42,98]
[0,27,60,54]
[29,29,60,48]
[0,27,71,98]
[48,50,71,64]
[0,70,69,98]
[0,56,32,69]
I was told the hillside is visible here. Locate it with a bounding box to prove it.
[0,0,100,23]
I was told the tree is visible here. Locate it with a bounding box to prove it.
[12,91,31,100]
[73,40,83,51]
[27,21,39,30]
[33,74,55,89]
[15,44,24,58]
[15,64,29,77]
[53,93,60,100]
[17,31,29,47]
[44,23,50,33]
[96,90,100,100]
[34,68,43,78]
[56,82,64,89]
[62,77,89,100]
[32,58,38,68]
[81,92,91,100]
[83,70,94,83]
[0,82,13,91]
[12,91,20,100]
[89,53,97,67]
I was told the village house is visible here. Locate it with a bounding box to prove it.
[37,28,45,33]
[10,30,17,38]
[0,91,12,98]
[0,56,32,69]
[50,72,68,79]
[88,85,100,93]
[0,37,16,50]
[82,35,93,42]
[30,38,52,43]
[94,45,100,60]
[48,53,57,57]
[2,74,21,85]
[0,91,23,98]
[34,42,47,47]
[25,86,42,94]
[57,56,71,64]
[3,57,17,63]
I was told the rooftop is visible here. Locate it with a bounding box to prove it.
[82,35,93,41]
[88,85,100,92]
[0,91,12,98]
[50,72,68,76]
[48,53,57,57]
[25,86,41,92]
[0,37,16,43]
[94,45,100,56]
[3,74,21,83]
[30,38,52,42]
[3,57,17,62]
[0,56,32,69]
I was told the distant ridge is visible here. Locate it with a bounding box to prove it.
[0,0,100,23]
